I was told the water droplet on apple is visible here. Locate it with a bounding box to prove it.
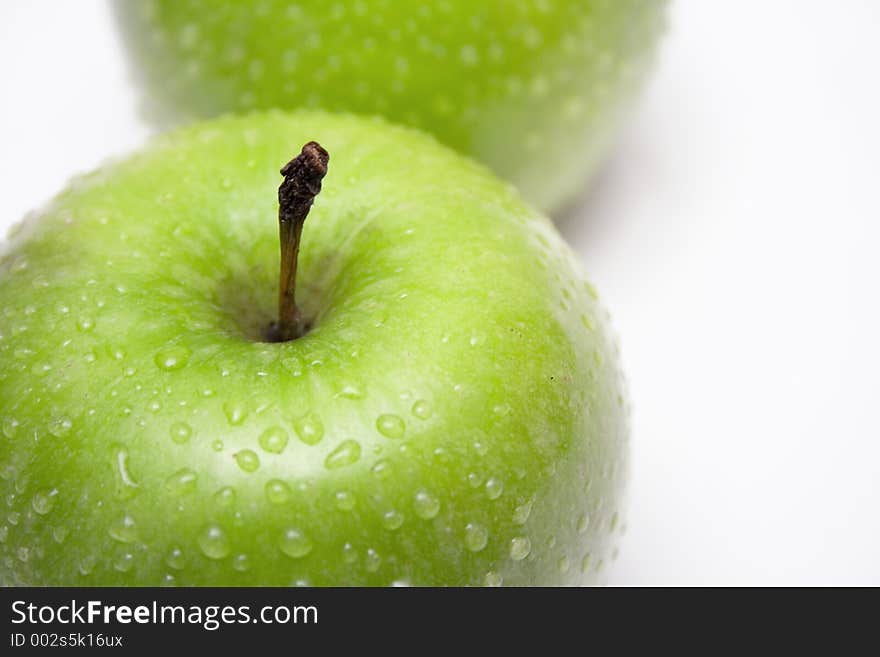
[413,490,440,519]
[213,486,236,508]
[293,413,323,445]
[484,571,503,587]
[0,526,8,544]
[580,553,593,574]
[279,528,312,558]
[76,317,95,332]
[334,490,355,511]
[222,401,248,425]
[169,422,192,444]
[381,510,404,530]
[485,477,504,500]
[48,416,72,438]
[337,384,364,399]
[577,512,590,534]
[509,536,531,561]
[52,526,68,543]
[609,512,620,533]
[154,345,190,371]
[376,414,405,439]
[265,479,291,505]
[365,548,381,573]
[513,500,533,525]
[160,573,176,587]
[558,555,571,574]
[467,472,484,488]
[1,416,19,439]
[234,449,260,473]
[165,468,197,496]
[211,439,224,452]
[324,440,361,470]
[371,459,391,479]
[113,552,134,572]
[31,488,58,515]
[342,542,357,564]
[464,523,488,552]
[232,553,250,572]
[198,525,231,559]
[411,399,432,420]
[258,426,289,454]
[78,555,96,576]
[165,546,186,571]
[108,514,138,543]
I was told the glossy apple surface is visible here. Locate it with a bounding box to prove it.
[0,112,628,585]
[115,0,666,213]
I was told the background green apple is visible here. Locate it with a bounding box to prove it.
[0,111,628,586]
[114,0,666,214]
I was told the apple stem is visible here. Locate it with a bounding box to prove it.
[268,141,330,342]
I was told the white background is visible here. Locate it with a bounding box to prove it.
[2,1,879,585]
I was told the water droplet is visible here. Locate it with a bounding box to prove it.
[376,414,405,439]
[211,439,224,452]
[484,571,503,586]
[114,448,140,493]
[198,525,231,559]
[222,401,248,426]
[169,422,192,444]
[382,510,404,530]
[337,384,364,399]
[342,542,357,564]
[411,399,432,419]
[513,500,533,525]
[464,523,488,552]
[76,317,95,332]
[78,555,96,576]
[0,526,7,543]
[324,440,361,470]
[558,555,570,574]
[485,477,504,500]
[165,546,186,570]
[510,536,531,561]
[52,526,68,543]
[31,488,58,515]
[48,416,72,438]
[279,528,312,558]
[265,479,291,505]
[109,514,138,543]
[232,553,250,572]
[165,468,197,495]
[577,512,590,534]
[234,449,260,473]
[467,472,484,488]
[258,426,289,454]
[1,417,18,438]
[154,345,190,371]
[580,553,592,574]
[371,459,391,480]
[609,512,619,533]
[334,490,355,511]
[113,552,134,572]
[214,486,236,508]
[413,489,440,519]
[293,413,323,445]
[365,548,381,572]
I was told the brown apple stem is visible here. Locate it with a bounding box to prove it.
[268,141,330,342]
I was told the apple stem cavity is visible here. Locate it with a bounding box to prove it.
[266,141,330,342]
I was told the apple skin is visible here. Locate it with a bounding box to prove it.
[114,0,666,214]
[0,112,628,586]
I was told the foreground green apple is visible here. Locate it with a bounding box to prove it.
[115,0,666,213]
[0,112,628,586]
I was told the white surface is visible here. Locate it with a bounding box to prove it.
[2,1,879,585]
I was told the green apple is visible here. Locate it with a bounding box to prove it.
[114,0,666,214]
[0,111,628,586]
